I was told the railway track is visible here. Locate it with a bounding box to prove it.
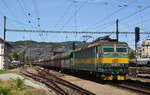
[129,67,150,74]
[21,66,150,95]
[107,79,150,95]
[139,70,150,74]
[20,67,95,95]
[136,74,150,80]
[34,67,150,95]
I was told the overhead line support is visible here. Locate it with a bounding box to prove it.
[5,29,150,34]
[116,19,119,41]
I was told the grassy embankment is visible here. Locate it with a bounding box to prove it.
[0,70,48,95]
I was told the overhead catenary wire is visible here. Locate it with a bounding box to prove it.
[120,17,150,30]
[0,0,18,29]
[54,1,73,29]
[0,0,16,18]
[30,0,48,41]
[32,0,39,19]
[74,0,78,40]
[32,0,41,29]
[83,0,137,31]
[21,0,37,26]
[60,0,88,30]
[17,0,32,25]
[96,4,150,32]
[120,5,150,21]
[6,17,38,29]
[31,0,46,40]
[6,29,150,34]
[17,0,36,29]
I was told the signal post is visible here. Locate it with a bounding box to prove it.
[135,27,140,73]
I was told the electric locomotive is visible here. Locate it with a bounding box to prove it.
[72,37,129,80]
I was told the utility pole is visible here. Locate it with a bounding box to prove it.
[135,34,137,66]
[3,16,6,69]
[116,19,119,42]
[4,16,6,41]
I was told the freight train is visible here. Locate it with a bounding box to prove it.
[32,37,129,80]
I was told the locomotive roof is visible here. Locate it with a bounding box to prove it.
[61,50,73,58]
[75,41,128,52]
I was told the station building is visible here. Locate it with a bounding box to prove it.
[141,39,150,58]
[0,38,10,70]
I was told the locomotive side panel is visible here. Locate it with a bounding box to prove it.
[61,58,70,69]
[73,47,97,72]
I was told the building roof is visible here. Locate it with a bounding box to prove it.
[0,38,11,47]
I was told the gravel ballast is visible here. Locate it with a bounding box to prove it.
[61,75,139,95]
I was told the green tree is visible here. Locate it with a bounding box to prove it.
[129,51,135,59]
[8,53,13,61]
[13,52,19,61]
[8,52,25,62]
[18,53,25,62]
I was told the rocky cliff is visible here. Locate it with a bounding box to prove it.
[8,40,83,60]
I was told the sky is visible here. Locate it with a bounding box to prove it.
[0,0,150,48]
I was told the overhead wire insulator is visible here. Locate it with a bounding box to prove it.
[104,2,108,5]
[37,17,41,27]
[138,6,142,8]
[38,24,40,27]
[118,5,122,7]
[37,17,40,20]
[73,0,78,3]
[28,13,31,16]
[124,4,128,7]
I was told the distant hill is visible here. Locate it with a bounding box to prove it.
[8,40,84,60]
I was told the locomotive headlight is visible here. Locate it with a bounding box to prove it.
[105,69,107,72]
[120,69,123,72]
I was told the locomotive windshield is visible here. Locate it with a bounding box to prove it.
[103,45,114,52]
[116,45,127,52]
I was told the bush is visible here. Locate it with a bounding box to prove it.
[8,52,25,62]
[129,51,135,59]
[11,78,25,91]
[0,86,11,95]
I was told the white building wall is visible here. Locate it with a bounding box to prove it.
[0,43,4,70]
[0,56,1,69]
[142,39,150,57]
[0,44,2,69]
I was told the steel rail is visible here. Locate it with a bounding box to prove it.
[20,69,68,95]
[36,68,95,95]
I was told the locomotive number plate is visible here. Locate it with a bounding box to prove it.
[112,59,118,63]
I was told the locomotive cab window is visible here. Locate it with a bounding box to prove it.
[116,45,127,52]
[103,45,114,52]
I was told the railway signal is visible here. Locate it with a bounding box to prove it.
[135,27,140,42]
[135,27,140,70]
